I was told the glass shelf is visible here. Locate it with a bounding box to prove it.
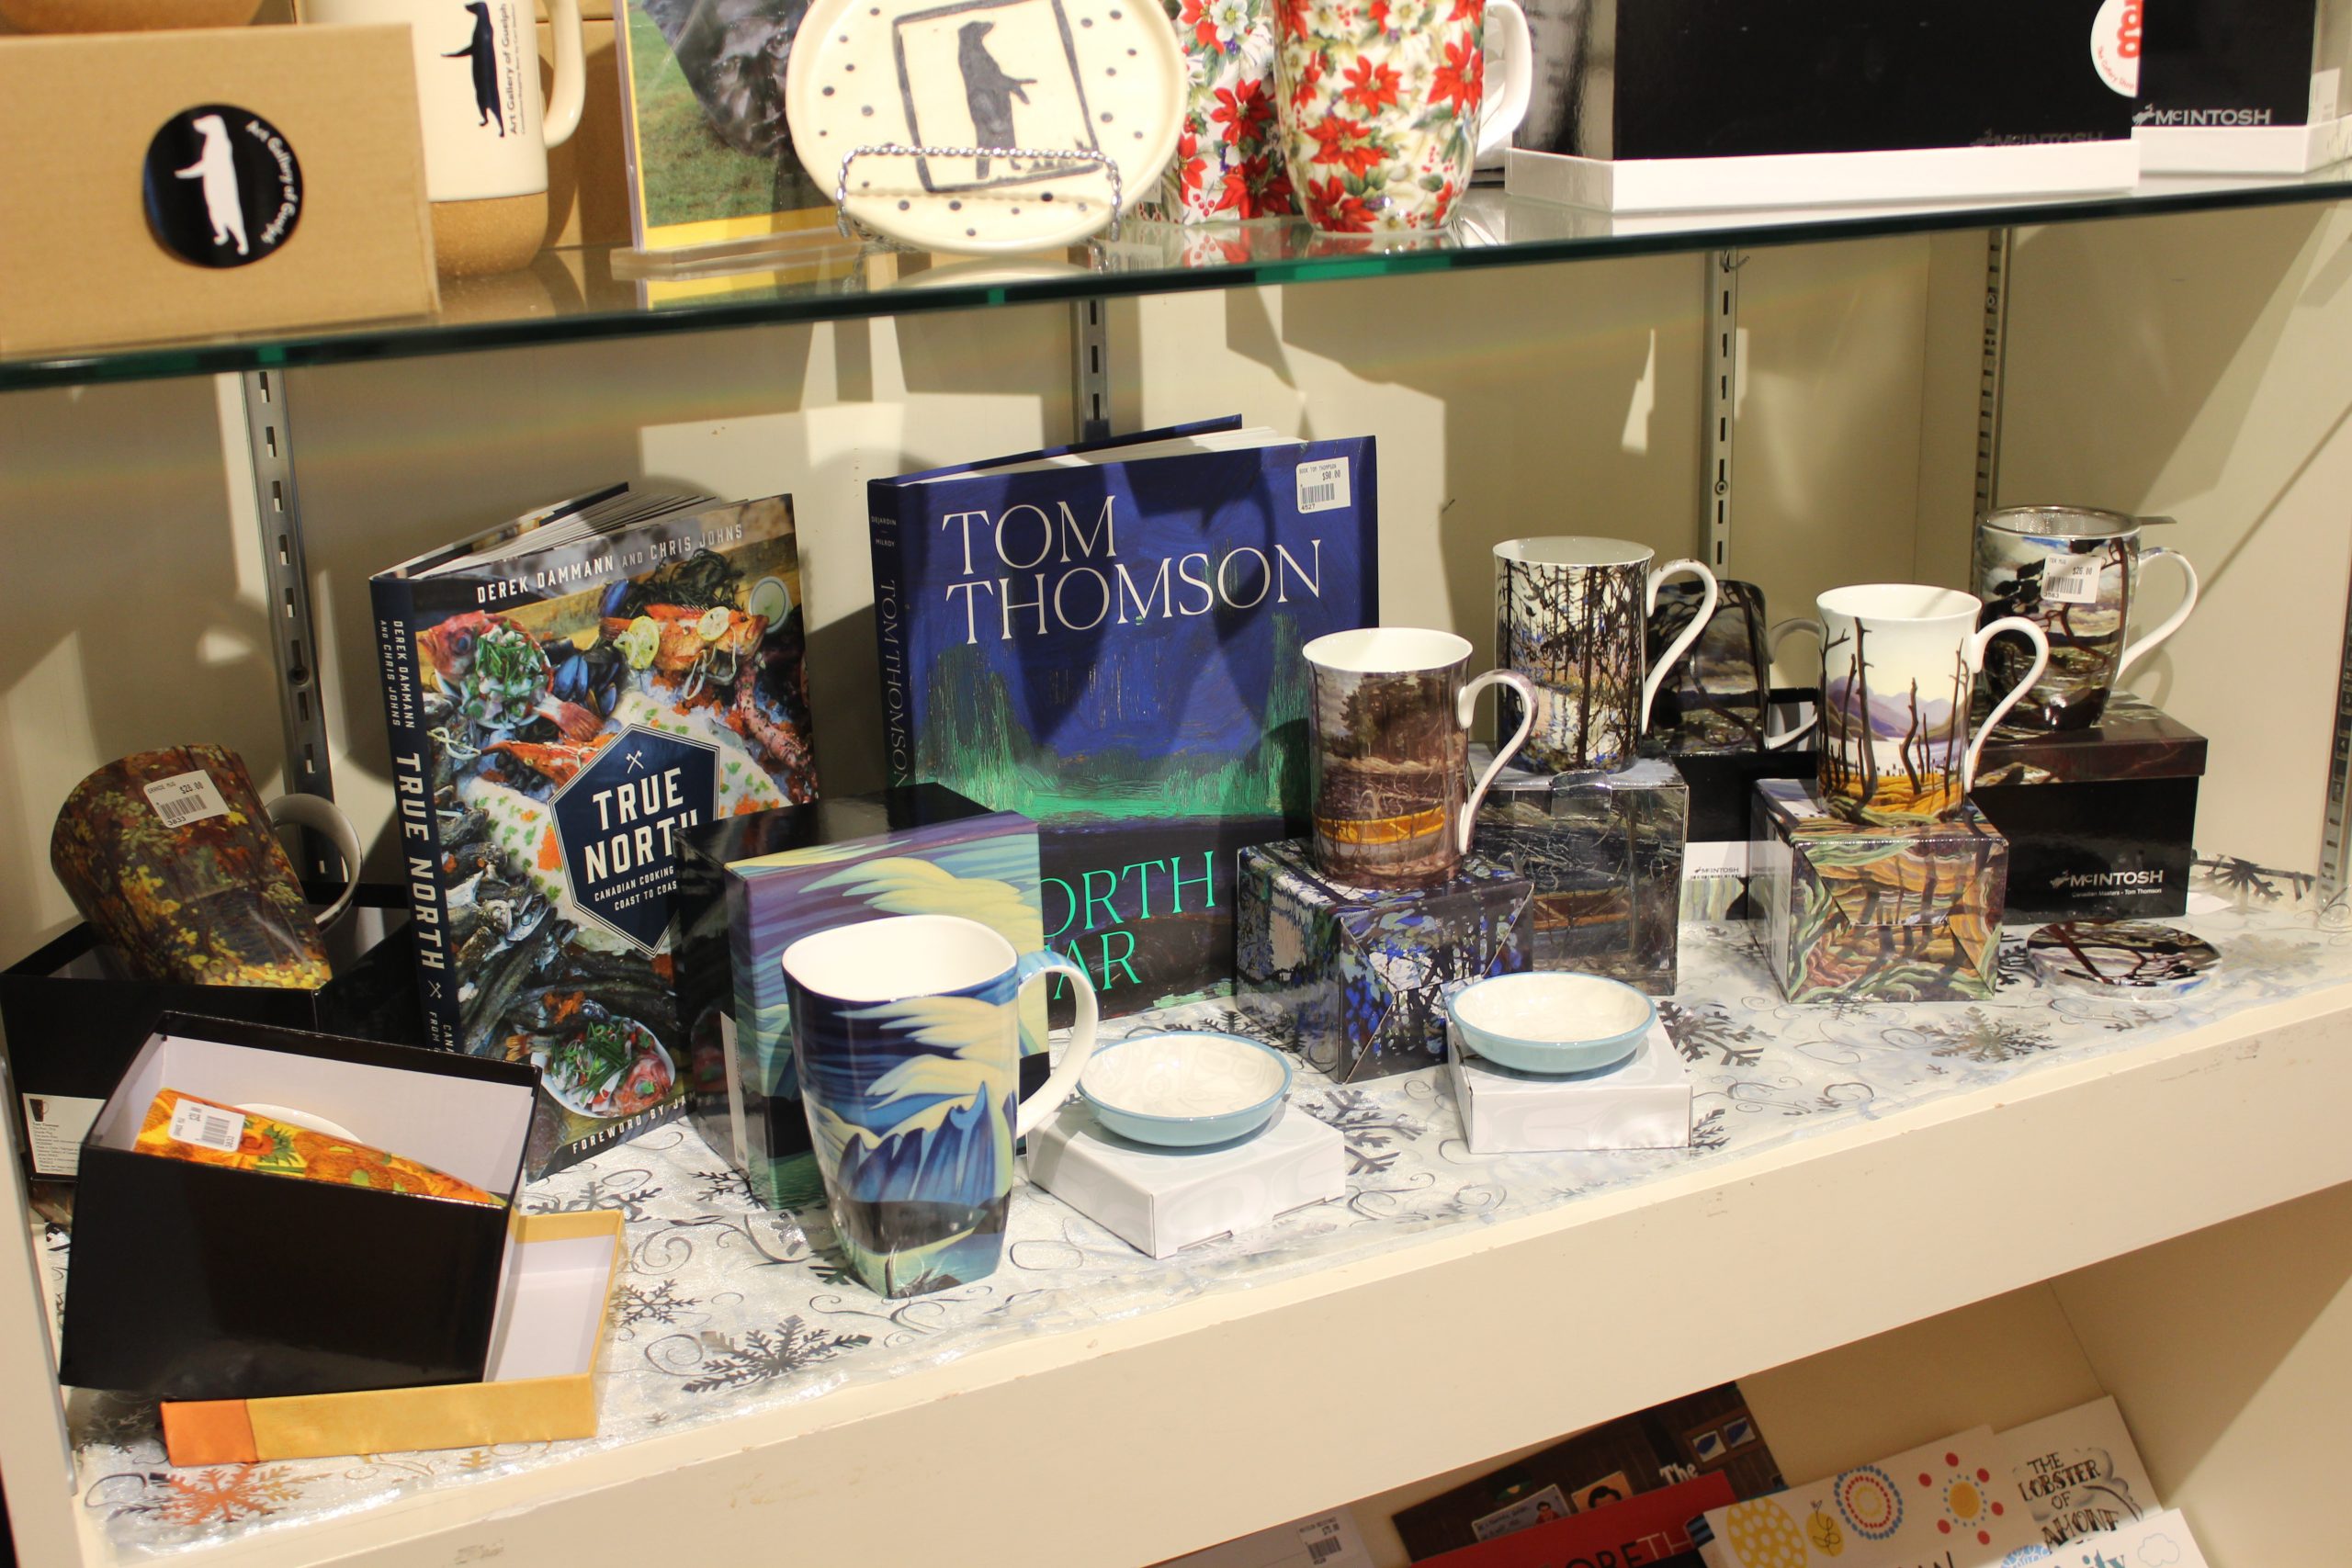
[8,168,2352,391]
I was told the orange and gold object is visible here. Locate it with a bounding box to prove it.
[135,1089,505,1208]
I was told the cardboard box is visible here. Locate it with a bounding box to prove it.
[1751,781,2007,1005]
[1448,1026,1691,1155]
[1023,1103,1344,1258]
[1236,840,1532,1084]
[1658,745,1816,923]
[160,1208,623,1463]
[2137,0,2352,172]
[1971,695,2205,923]
[1472,750,1687,994]
[673,784,1048,1211]
[0,25,435,355]
[2,886,426,1183]
[1503,0,2139,211]
[58,1014,536,1401]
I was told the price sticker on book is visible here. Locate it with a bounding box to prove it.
[2043,553,2103,605]
[142,770,231,829]
[167,1099,246,1154]
[1296,458,1351,514]
[1294,1516,1351,1566]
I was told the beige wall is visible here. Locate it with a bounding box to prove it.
[2,207,2347,962]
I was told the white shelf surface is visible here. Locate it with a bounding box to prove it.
[9,897,2352,1566]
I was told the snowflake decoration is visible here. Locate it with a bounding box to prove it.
[2195,854,2314,909]
[614,1279,701,1329]
[1295,1086,1426,1168]
[1658,1000,1764,1067]
[531,1169,664,1224]
[1690,1108,1730,1152]
[159,1465,305,1528]
[1918,1008,2053,1064]
[679,1316,870,1393]
[1995,939,2036,989]
[688,1167,752,1206]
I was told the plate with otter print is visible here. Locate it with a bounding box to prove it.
[786,0,1183,253]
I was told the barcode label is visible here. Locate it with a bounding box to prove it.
[167,1100,245,1154]
[142,770,231,829]
[1295,1516,1350,1567]
[1306,1540,1340,1565]
[1296,457,1351,514]
[2043,552,2102,605]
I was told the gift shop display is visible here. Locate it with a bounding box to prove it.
[1973,506,2199,733]
[1971,694,2206,920]
[58,1014,536,1401]
[1236,837,1531,1082]
[2137,0,2352,173]
[1471,749,1686,992]
[782,0,1183,250]
[297,0,585,275]
[1751,779,2007,1005]
[1494,536,1717,774]
[1701,1426,2041,1567]
[1303,626,1535,889]
[370,485,818,1176]
[782,912,1099,1298]
[673,784,1048,1211]
[1646,579,1820,755]
[870,419,1377,1014]
[1804,583,2046,827]
[1272,0,1530,234]
[1502,0,2140,212]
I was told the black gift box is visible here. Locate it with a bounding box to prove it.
[2141,0,2330,129]
[57,1012,536,1401]
[2,886,425,1183]
[1970,695,2207,923]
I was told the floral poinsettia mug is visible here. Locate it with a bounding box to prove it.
[1273,0,1530,233]
[1148,0,1296,222]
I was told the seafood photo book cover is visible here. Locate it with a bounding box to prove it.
[370,486,820,1174]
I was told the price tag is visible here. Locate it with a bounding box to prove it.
[1296,458,1351,514]
[1295,1517,1348,1566]
[2043,553,2103,606]
[167,1099,246,1154]
[142,770,231,829]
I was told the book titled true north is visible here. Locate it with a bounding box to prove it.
[371,487,819,1174]
[869,418,1378,1015]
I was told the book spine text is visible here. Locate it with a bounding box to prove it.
[871,499,914,789]
[369,579,461,1051]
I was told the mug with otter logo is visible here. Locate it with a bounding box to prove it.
[298,0,584,274]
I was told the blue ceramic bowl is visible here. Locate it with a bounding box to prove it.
[1078,1031,1293,1148]
[1446,973,1657,1076]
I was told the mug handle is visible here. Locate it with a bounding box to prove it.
[1962,615,2050,792]
[1761,616,1824,750]
[542,0,586,148]
[2115,545,2199,683]
[1639,559,1719,735]
[1011,950,1100,1139]
[266,793,363,929]
[1475,0,1532,160]
[1456,670,1540,852]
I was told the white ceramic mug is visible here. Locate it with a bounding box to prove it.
[299,0,584,272]
[1813,584,2049,826]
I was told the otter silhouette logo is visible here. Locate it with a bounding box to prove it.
[446,0,508,137]
[143,105,302,268]
[894,0,1101,192]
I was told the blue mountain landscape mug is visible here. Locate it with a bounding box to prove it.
[782,913,1100,1298]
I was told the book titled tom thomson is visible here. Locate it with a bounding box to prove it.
[869,418,1378,1015]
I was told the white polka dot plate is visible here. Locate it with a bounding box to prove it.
[785,0,1182,253]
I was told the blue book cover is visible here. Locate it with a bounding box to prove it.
[869,419,1378,1014]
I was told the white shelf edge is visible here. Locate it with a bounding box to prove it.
[31,983,2352,1568]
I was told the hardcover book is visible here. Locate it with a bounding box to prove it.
[1420,1473,1736,1568]
[869,418,1378,1016]
[370,488,819,1174]
[1998,1397,2160,1550]
[1700,1426,2040,1568]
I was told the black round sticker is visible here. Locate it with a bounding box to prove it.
[142,104,303,268]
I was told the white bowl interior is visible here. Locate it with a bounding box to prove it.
[1452,973,1651,1044]
[1082,1033,1286,1120]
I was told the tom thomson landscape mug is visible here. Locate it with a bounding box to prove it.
[782,914,1099,1300]
[299,0,584,275]
[1496,537,1719,773]
[1974,505,2200,732]
[1809,584,2049,826]
[1302,626,1537,889]
[1645,579,1823,753]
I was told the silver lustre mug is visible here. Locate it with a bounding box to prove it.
[1973,506,2199,731]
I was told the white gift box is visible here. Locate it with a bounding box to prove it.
[1448,1025,1692,1155]
[1023,1103,1346,1259]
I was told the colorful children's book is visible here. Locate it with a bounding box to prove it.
[869,417,1378,1016]
[1422,1473,1736,1568]
[1700,1427,2042,1568]
[2042,1509,2207,1568]
[1998,1397,2160,1550]
[370,488,819,1173]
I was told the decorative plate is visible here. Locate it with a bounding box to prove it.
[2026,920,2220,995]
[784,0,1182,253]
